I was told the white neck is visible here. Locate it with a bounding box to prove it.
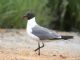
[26,17,39,39]
[26,17,37,32]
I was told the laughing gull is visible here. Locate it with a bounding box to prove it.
[23,12,73,55]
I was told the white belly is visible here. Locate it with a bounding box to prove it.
[26,28,39,40]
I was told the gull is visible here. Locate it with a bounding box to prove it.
[23,12,73,55]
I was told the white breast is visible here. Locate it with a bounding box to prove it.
[26,17,39,40]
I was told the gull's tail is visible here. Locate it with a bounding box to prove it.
[61,36,73,40]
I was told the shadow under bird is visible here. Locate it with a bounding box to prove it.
[23,12,73,55]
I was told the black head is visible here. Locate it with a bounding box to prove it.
[23,12,35,20]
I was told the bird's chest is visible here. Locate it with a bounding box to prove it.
[26,25,39,40]
[27,20,36,32]
[26,24,34,33]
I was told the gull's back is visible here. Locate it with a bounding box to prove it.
[32,25,61,40]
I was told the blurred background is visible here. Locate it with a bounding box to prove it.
[0,0,80,32]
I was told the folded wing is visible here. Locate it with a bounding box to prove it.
[32,25,61,40]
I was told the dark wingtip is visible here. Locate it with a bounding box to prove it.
[61,36,74,40]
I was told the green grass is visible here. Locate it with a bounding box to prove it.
[1,0,80,31]
[0,0,49,28]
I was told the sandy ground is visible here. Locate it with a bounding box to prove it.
[0,29,80,60]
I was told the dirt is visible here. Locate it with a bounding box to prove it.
[0,29,80,60]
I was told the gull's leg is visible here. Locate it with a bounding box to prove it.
[38,42,40,55]
[34,42,44,52]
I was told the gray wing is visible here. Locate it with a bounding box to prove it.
[32,25,61,40]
